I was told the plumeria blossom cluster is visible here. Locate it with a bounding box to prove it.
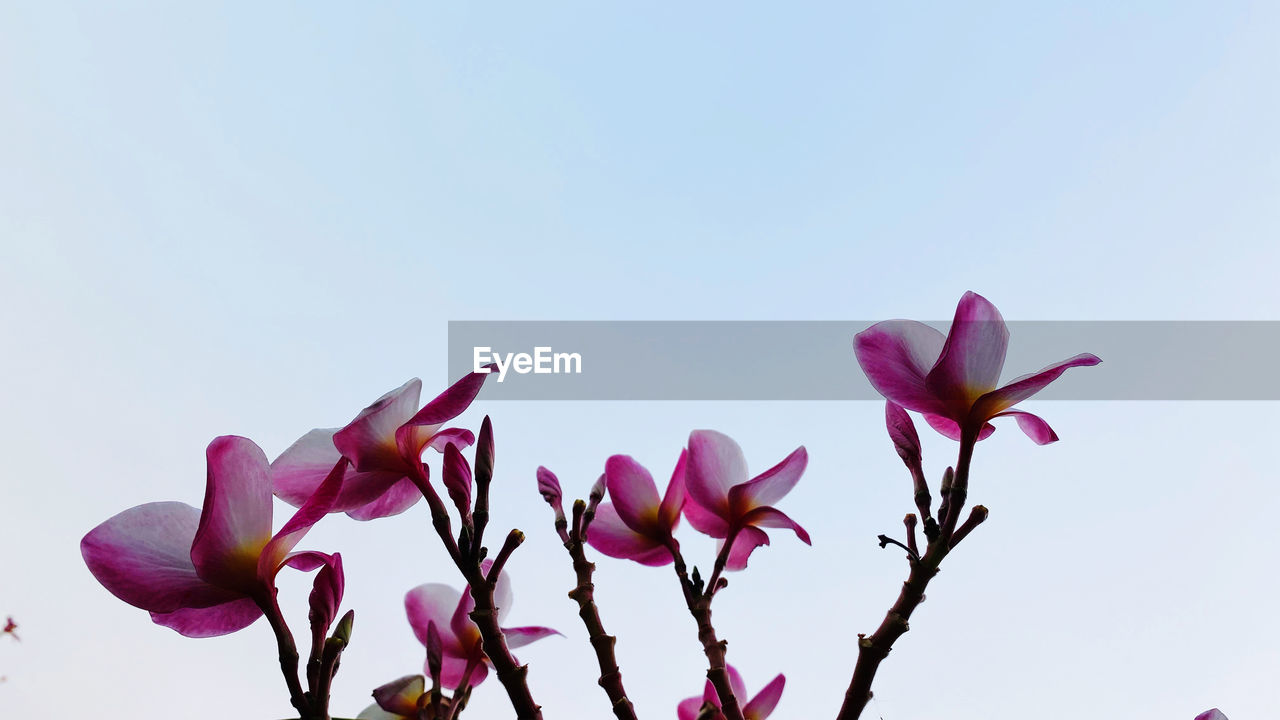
[79,291,1223,720]
[537,429,810,720]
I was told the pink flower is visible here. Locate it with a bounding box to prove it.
[677,665,785,720]
[2,617,17,642]
[356,675,432,720]
[273,371,488,520]
[586,451,687,566]
[683,430,810,571]
[81,436,343,638]
[403,563,559,689]
[854,291,1100,445]
[1195,711,1228,720]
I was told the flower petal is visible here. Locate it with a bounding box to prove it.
[334,379,422,473]
[659,449,688,530]
[357,703,408,720]
[677,696,709,720]
[425,427,476,453]
[281,550,334,573]
[82,502,219,613]
[345,476,423,520]
[1195,710,1229,720]
[405,583,466,652]
[925,291,1009,412]
[404,369,491,429]
[687,430,748,515]
[994,410,1059,445]
[744,674,785,720]
[723,526,771,571]
[586,504,672,565]
[682,493,731,538]
[191,436,274,591]
[604,455,662,533]
[972,352,1102,419]
[432,654,488,690]
[372,674,425,715]
[742,506,811,545]
[853,320,949,415]
[149,596,263,638]
[725,664,747,699]
[734,446,807,510]
[501,625,561,649]
[272,428,342,508]
[922,414,996,442]
[258,458,347,581]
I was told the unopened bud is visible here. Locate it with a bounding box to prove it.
[536,466,566,524]
[331,609,355,646]
[475,415,495,487]
[885,402,923,467]
[587,473,606,512]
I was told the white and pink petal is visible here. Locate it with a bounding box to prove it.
[149,595,263,638]
[743,674,785,720]
[604,455,663,533]
[82,501,215,613]
[191,436,274,589]
[926,291,1009,408]
[723,526,771,571]
[686,430,748,515]
[587,504,672,565]
[853,320,949,415]
[272,428,343,508]
[732,446,807,511]
[972,352,1102,419]
[334,379,422,472]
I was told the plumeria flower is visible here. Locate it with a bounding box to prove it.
[81,436,344,638]
[403,562,559,689]
[676,664,784,720]
[273,371,489,520]
[586,451,687,566]
[854,291,1100,445]
[1195,711,1228,720]
[684,430,810,571]
[357,675,440,720]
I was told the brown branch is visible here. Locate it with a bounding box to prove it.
[670,545,744,720]
[558,505,640,720]
[416,457,543,720]
[465,560,544,720]
[835,430,979,720]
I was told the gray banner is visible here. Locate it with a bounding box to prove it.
[447,321,1279,400]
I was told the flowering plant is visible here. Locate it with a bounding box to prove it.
[80,292,1218,719]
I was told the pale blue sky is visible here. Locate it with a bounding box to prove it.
[1,3,1276,719]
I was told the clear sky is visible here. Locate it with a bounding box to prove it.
[1,3,1276,719]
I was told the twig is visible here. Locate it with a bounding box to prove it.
[256,589,318,720]
[416,447,543,719]
[670,544,745,720]
[876,534,919,563]
[949,506,988,549]
[835,430,979,720]
[562,498,640,720]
